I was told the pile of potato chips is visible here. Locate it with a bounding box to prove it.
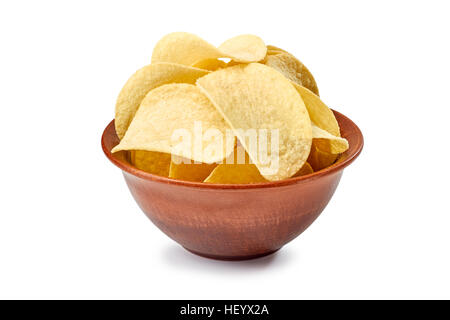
[112,32,349,184]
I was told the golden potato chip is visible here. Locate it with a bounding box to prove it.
[307,144,338,171]
[197,63,312,181]
[218,34,266,63]
[204,164,267,184]
[115,63,209,139]
[151,32,222,66]
[267,49,283,56]
[226,60,242,67]
[151,32,266,66]
[112,83,233,164]
[312,124,349,154]
[266,45,287,56]
[264,52,319,95]
[202,144,266,184]
[130,150,171,176]
[293,162,314,177]
[292,84,340,137]
[169,156,217,182]
[223,144,250,164]
[191,58,227,71]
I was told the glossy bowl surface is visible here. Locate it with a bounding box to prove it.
[102,110,363,260]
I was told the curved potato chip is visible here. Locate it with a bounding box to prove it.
[151,32,222,66]
[130,150,171,176]
[152,32,266,66]
[312,124,349,154]
[197,63,312,181]
[204,164,267,184]
[293,161,314,177]
[115,62,209,139]
[205,145,265,184]
[113,83,233,164]
[226,59,242,67]
[292,84,340,137]
[266,45,287,56]
[218,34,266,63]
[169,156,217,182]
[191,58,227,71]
[264,52,319,95]
[267,49,283,56]
[307,144,338,171]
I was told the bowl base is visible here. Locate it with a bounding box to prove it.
[183,247,280,261]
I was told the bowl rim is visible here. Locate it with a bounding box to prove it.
[102,109,363,189]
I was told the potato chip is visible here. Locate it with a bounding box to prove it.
[197,63,312,181]
[204,164,267,184]
[292,84,340,137]
[226,59,242,67]
[223,144,249,164]
[266,45,287,56]
[264,52,319,96]
[191,58,227,71]
[293,162,314,177]
[151,32,266,66]
[307,144,338,171]
[312,124,349,154]
[202,144,266,184]
[151,32,222,66]
[169,156,217,182]
[130,150,171,176]
[115,62,209,139]
[218,34,266,63]
[112,83,233,164]
[267,49,283,56]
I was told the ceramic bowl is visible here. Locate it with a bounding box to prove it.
[102,110,363,260]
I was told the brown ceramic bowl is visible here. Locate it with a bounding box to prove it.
[102,110,363,260]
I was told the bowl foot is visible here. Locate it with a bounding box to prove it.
[183,247,280,261]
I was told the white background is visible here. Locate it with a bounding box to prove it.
[0,0,449,300]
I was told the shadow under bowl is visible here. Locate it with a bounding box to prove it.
[102,110,363,260]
